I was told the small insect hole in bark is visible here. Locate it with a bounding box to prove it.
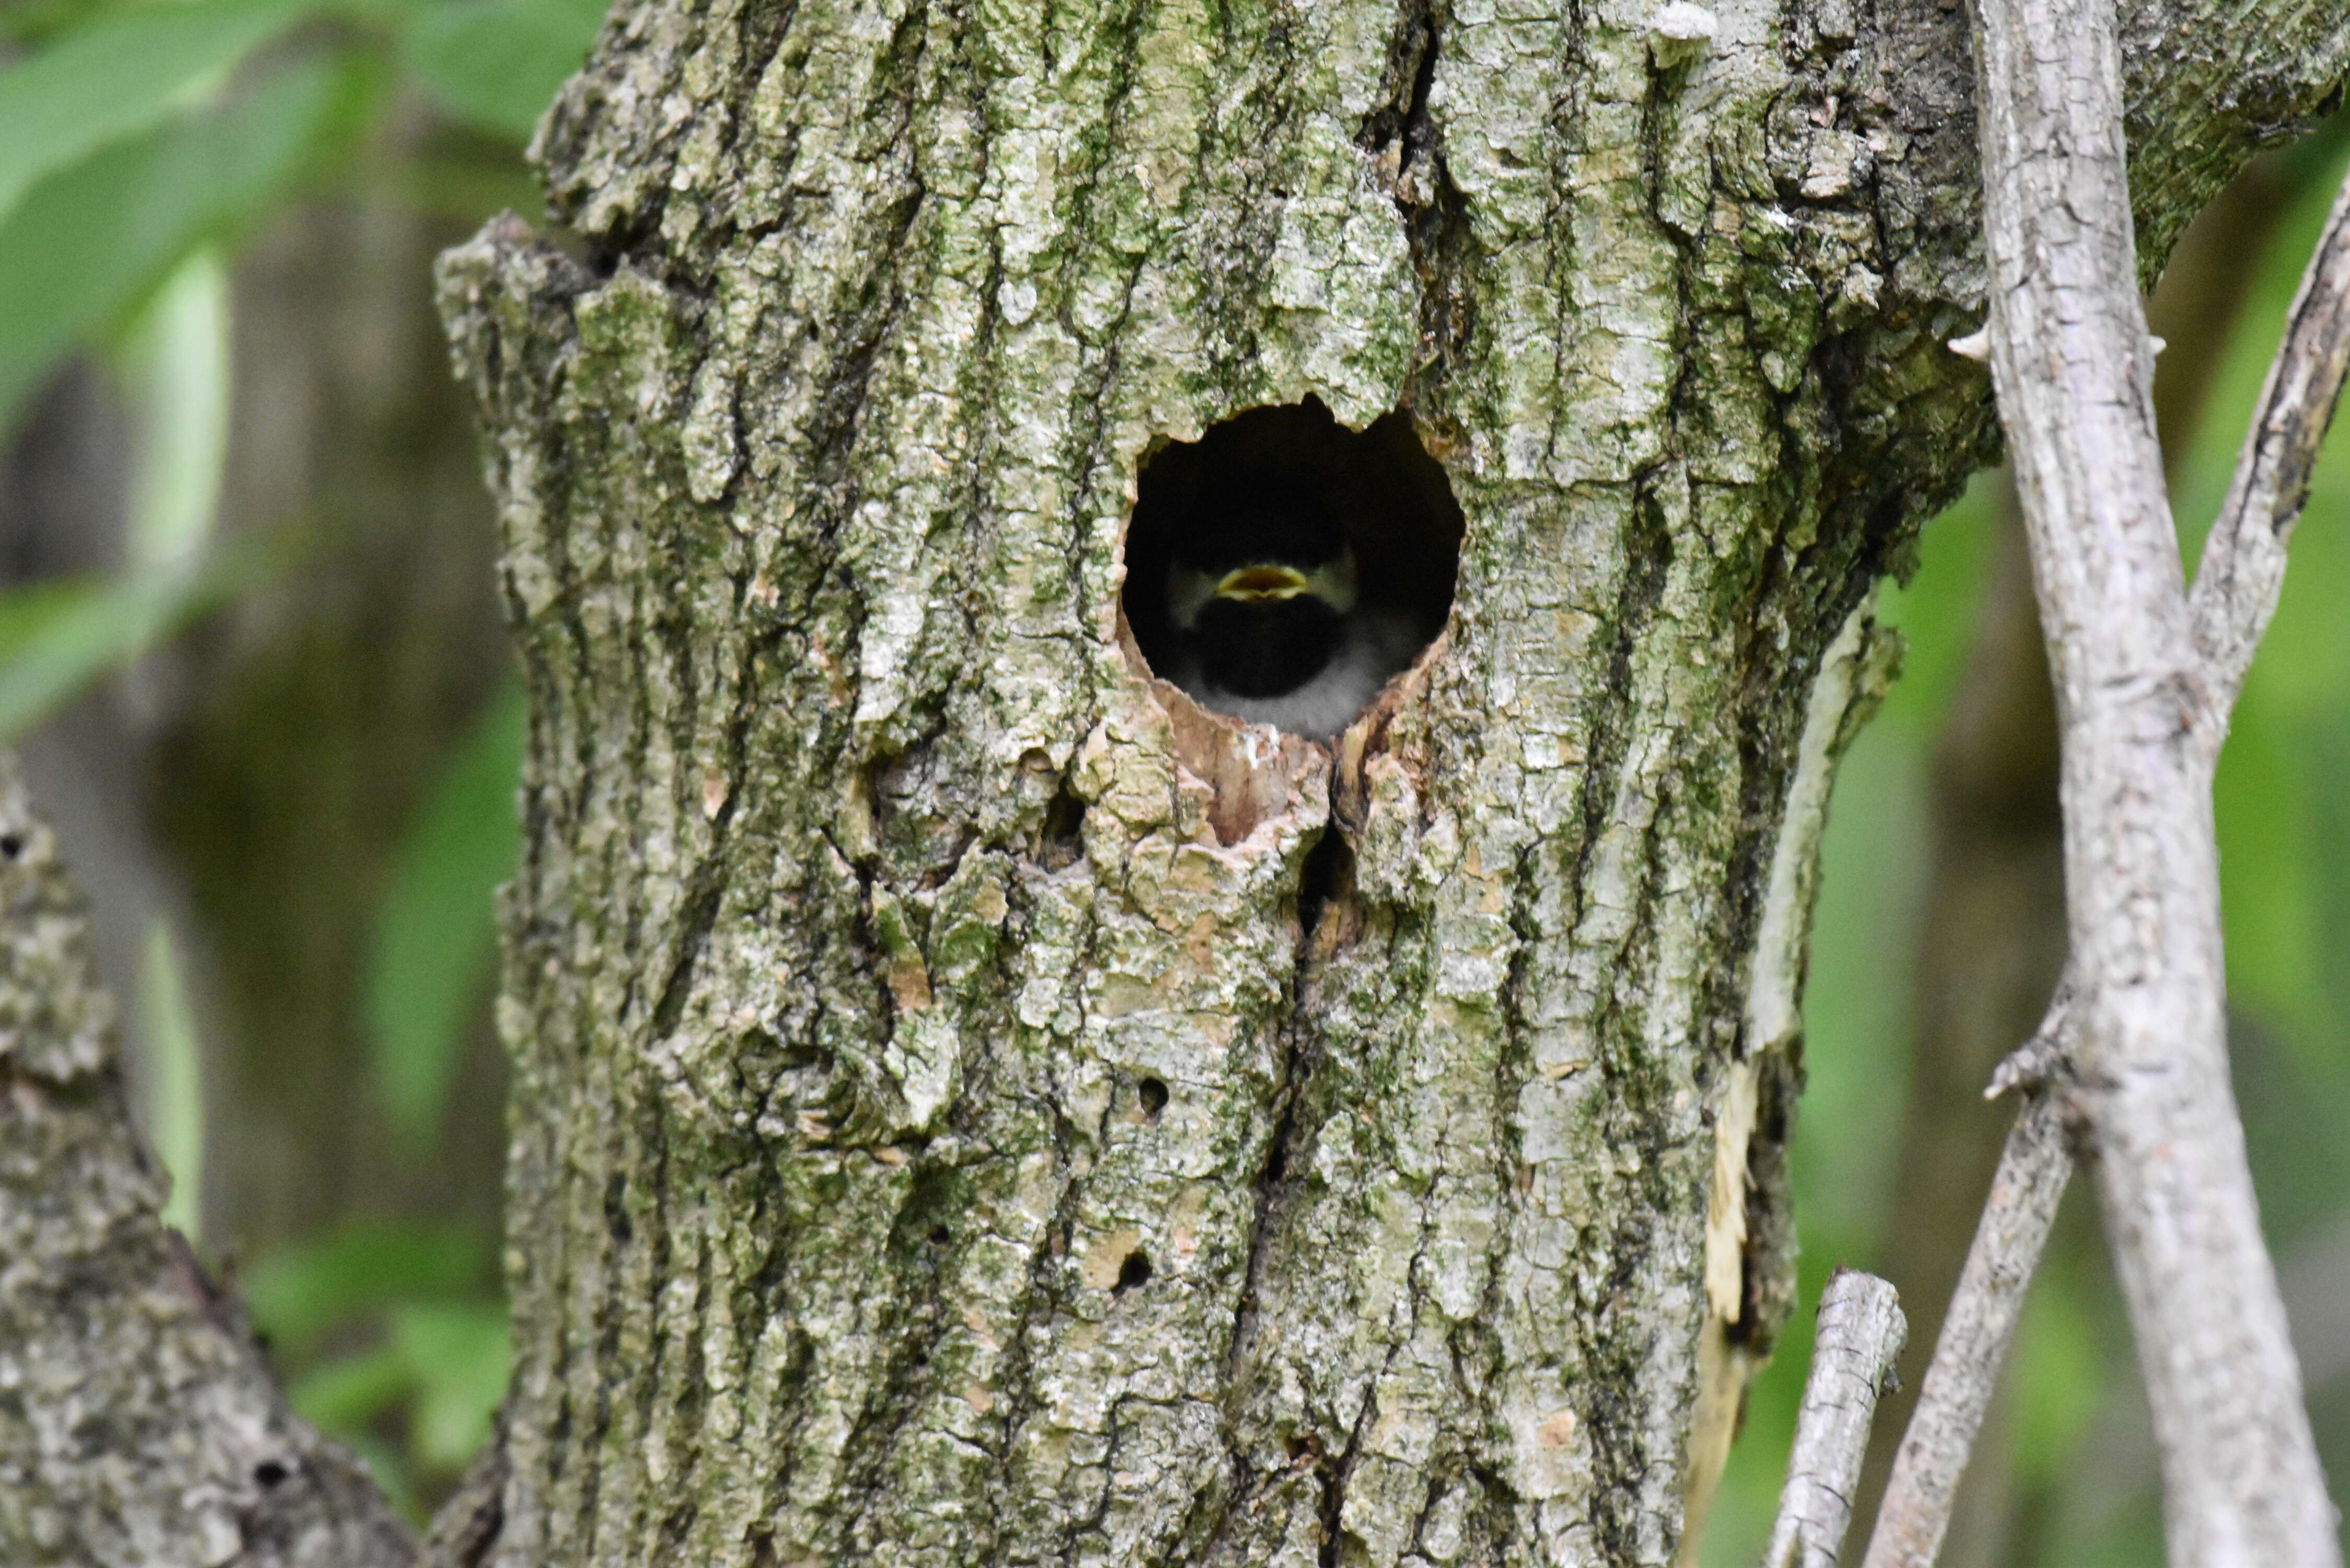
[1114,1250,1154,1293]
[1137,1077,1169,1119]
[1039,779,1087,870]
[603,1172,631,1246]
[0,834,24,858]
[252,1460,290,1489]
[1120,397,1462,742]
[927,1224,951,1246]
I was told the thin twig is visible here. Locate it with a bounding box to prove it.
[1767,1271,1907,1568]
[2188,163,2350,758]
[1943,0,2341,1552]
[1859,1092,2067,1568]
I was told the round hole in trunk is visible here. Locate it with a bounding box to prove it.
[1122,398,1462,741]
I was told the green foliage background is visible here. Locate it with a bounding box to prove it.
[0,0,587,1515]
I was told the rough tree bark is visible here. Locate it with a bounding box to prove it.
[419,0,2350,1562]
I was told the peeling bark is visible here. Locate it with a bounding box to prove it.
[428,1,2349,1565]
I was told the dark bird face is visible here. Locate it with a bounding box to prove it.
[1166,479,1358,699]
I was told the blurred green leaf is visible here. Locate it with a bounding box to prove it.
[0,2,100,46]
[250,1220,504,1512]
[287,1343,411,1431]
[367,676,525,1146]
[0,0,308,221]
[403,0,605,141]
[0,549,261,742]
[243,1219,490,1357]
[0,0,307,221]
[117,248,234,569]
[391,1301,509,1469]
[0,52,371,432]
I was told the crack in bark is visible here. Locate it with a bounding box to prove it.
[1372,0,1479,402]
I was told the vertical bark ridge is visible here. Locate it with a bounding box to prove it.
[434,0,2349,1561]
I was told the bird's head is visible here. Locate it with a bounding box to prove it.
[1166,475,1358,699]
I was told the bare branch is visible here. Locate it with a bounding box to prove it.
[1961,0,2340,1554]
[1767,1271,1908,1568]
[1855,179,2350,1540]
[1860,1093,2068,1568]
[1856,152,2350,1568]
[2187,164,2350,758]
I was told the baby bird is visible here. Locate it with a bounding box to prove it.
[1160,475,1422,739]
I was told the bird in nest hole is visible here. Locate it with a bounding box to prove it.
[1159,476,1422,740]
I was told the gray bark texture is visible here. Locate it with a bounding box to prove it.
[0,760,416,1568]
[427,1,2349,1565]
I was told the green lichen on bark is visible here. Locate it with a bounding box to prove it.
[434,0,2347,1564]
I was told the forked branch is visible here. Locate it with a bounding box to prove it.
[1856,1,2350,1561]
[1861,152,2350,1568]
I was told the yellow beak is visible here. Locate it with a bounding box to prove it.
[1214,564,1311,604]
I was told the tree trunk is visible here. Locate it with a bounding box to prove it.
[431,2,2347,1564]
